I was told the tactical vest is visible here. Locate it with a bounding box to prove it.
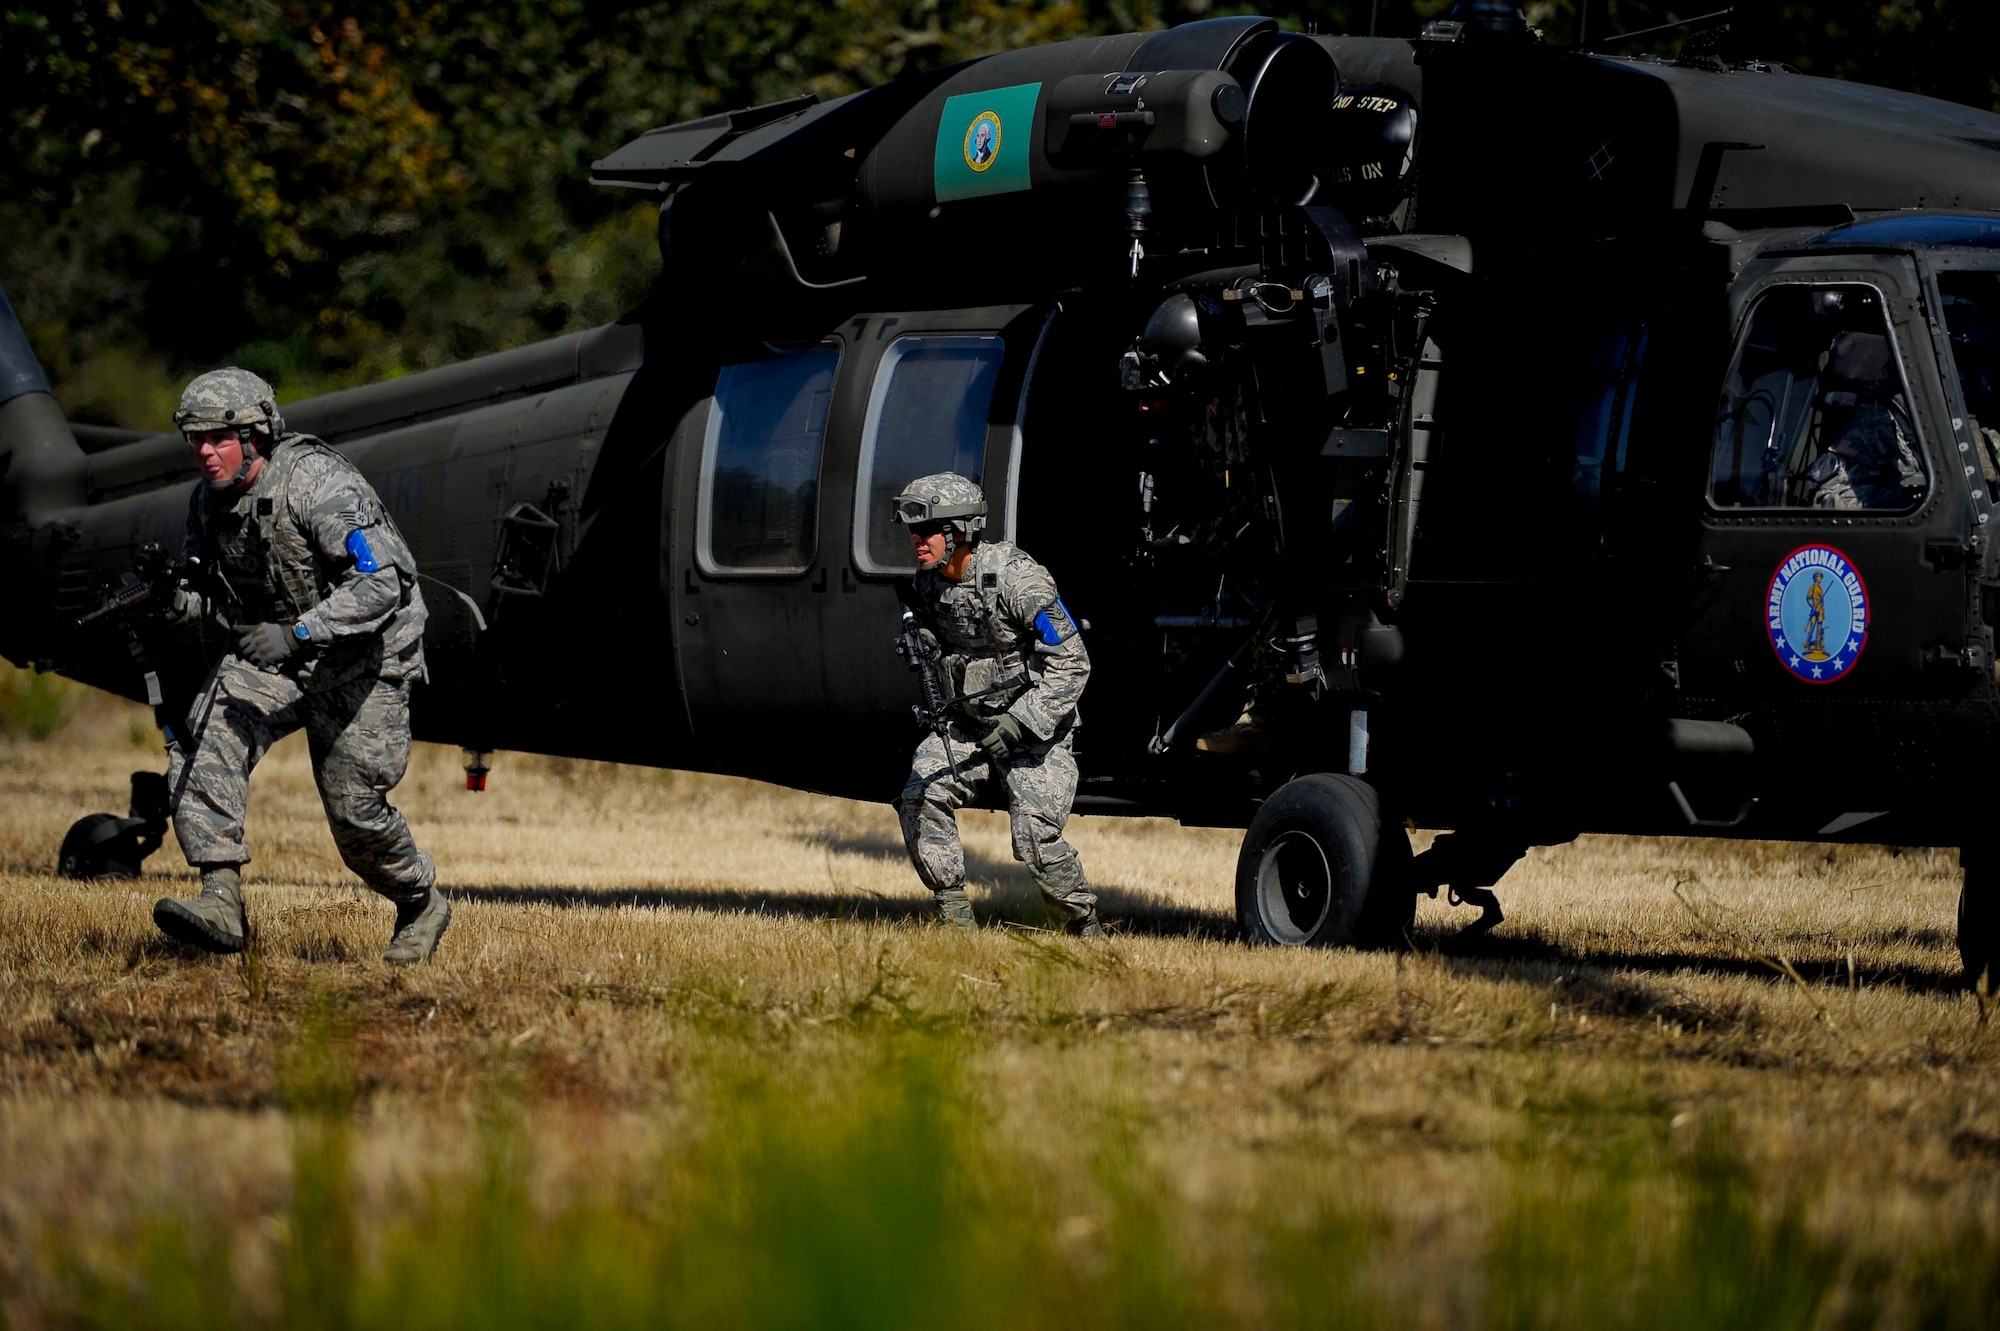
[922,547,1032,719]
[194,436,343,624]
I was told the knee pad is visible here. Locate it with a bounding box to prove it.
[1033,847,1086,895]
[1012,816,1063,872]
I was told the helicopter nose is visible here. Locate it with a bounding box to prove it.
[0,283,84,522]
[0,283,89,668]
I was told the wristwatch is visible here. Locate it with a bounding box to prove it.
[292,621,312,644]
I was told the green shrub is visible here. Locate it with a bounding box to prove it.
[0,663,75,740]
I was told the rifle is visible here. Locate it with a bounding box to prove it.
[75,542,200,627]
[895,607,961,781]
[74,541,205,754]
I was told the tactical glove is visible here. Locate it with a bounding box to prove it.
[978,714,1026,764]
[161,584,202,627]
[237,621,298,667]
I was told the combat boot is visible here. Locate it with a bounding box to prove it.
[153,866,248,954]
[1058,905,1105,939]
[934,886,978,932]
[1195,710,1276,757]
[383,886,451,965]
[1042,893,1104,938]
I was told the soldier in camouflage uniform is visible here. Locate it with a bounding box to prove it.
[151,368,449,964]
[891,473,1100,936]
[1809,330,1925,510]
[1809,399,1923,509]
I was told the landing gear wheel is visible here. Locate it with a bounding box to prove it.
[1235,773,1414,948]
[1960,866,1998,990]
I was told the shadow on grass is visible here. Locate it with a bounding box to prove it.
[805,828,1028,887]
[806,827,1237,940]
[449,884,938,927]
[73,927,219,968]
[86,874,1958,988]
[1412,923,1970,996]
[444,878,1236,941]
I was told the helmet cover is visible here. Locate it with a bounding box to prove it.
[173,367,286,438]
[892,472,987,535]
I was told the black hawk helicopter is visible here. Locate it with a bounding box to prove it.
[8,5,2000,979]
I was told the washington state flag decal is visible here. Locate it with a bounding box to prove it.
[934,83,1040,202]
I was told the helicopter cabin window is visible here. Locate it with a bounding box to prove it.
[1939,271,2000,499]
[1710,284,1926,511]
[698,343,840,575]
[1570,322,1649,522]
[854,336,1005,573]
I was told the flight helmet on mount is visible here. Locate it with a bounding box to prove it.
[173,368,287,489]
[892,472,988,561]
[1120,292,1211,393]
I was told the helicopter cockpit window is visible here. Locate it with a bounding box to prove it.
[1939,272,2000,499]
[698,343,840,575]
[1710,284,1926,511]
[854,335,1004,574]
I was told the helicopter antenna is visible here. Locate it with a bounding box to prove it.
[1583,5,1732,53]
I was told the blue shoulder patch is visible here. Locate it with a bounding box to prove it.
[1034,598,1078,646]
[346,528,380,573]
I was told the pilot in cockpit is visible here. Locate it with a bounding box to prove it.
[1806,329,1924,510]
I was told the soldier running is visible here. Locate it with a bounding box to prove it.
[150,368,449,964]
[891,473,1101,936]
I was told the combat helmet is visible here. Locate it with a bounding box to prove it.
[174,368,287,488]
[892,472,987,560]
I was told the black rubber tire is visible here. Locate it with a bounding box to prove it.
[1961,865,1999,990]
[1235,774,1415,948]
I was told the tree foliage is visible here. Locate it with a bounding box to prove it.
[1,1,1993,424]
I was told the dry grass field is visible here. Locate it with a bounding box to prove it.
[1,668,1997,1327]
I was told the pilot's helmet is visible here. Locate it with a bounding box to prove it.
[173,368,286,442]
[892,472,988,539]
[1825,331,1893,385]
[1143,294,1208,378]
[1121,292,1210,392]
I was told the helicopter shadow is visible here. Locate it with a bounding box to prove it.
[440,827,1236,940]
[448,882,938,927]
[805,828,1236,939]
[448,875,1232,939]
[450,878,1235,941]
[1410,925,1969,997]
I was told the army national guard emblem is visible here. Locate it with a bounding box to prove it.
[1767,544,1870,683]
[964,111,1002,172]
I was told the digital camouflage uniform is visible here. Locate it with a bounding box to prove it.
[1809,332,1925,510]
[1810,394,1924,510]
[167,371,435,908]
[896,530,1094,930]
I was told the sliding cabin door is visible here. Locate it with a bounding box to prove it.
[669,306,1042,798]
